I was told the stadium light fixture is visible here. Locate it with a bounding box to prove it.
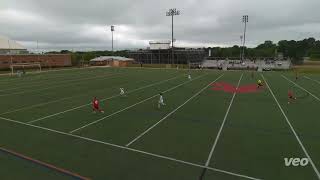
[111,25,115,52]
[242,15,248,61]
[166,8,180,65]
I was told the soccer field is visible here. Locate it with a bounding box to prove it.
[0,67,320,180]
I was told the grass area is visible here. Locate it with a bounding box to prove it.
[292,66,320,74]
[128,63,190,69]
[0,67,320,180]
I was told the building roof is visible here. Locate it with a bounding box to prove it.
[149,40,171,44]
[90,56,134,62]
[0,36,26,50]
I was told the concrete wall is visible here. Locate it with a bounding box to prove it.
[0,54,72,69]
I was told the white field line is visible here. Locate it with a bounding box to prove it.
[304,76,320,86]
[28,74,184,124]
[262,74,320,179]
[0,72,123,97]
[126,74,224,147]
[0,68,111,90]
[0,69,171,115]
[0,66,94,77]
[204,73,243,167]
[0,74,150,115]
[69,74,208,134]
[0,66,98,82]
[282,75,320,101]
[0,116,262,180]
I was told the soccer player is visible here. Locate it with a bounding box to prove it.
[257,79,263,88]
[288,90,297,104]
[120,88,125,96]
[92,97,104,113]
[17,70,22,77]
[295,71,299,81]
[188,74,192,80]
[158,93,166,108]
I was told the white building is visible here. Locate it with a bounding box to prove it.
[0,36,28,55]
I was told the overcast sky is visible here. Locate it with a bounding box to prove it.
[1,0,320,51]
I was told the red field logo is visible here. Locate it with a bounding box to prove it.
[211,82,263,94]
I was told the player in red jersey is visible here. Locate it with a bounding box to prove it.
[288,90,296,104]
[92,97,104,113]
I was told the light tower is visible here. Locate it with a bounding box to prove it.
[166,8,180,65]
[7,40,13,66]
[111,25,115,52]
[240,35,243,60]
[242,15,248,61]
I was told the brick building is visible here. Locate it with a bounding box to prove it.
[0,54,72,69]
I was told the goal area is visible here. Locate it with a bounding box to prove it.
[10,63,42,75]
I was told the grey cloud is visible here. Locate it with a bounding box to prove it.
[1,0,320,50]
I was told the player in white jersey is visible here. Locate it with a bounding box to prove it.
[120,88,125,96]
[158,93,166,108]
[188,74,192,80]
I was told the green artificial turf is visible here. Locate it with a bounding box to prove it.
[0,67,320,180]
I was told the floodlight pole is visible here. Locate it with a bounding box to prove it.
[166,8,180,65]
[240,35,243,60]
[7,40,13,74]
[111,25,115,53]
[37,40,40,63]
[242,15,248,61]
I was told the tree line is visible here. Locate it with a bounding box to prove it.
[47,37,320,65]
[209,38,320,64]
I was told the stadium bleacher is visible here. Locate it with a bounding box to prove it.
[201,58,291,71]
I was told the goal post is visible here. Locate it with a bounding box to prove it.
[10,63,42,76]
[188,62,202,69]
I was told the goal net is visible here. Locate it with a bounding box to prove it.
[188,62,202,69]
[10,63,42,76]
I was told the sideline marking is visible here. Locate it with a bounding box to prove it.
[0,146,90,180]
[0,116,262,180]
[263,74,320,179]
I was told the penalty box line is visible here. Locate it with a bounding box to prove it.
[0,116,262,180]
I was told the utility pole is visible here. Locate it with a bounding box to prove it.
[166,8,180,65]
[8,40,13,75]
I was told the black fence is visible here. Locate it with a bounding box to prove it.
[128,48,205,64]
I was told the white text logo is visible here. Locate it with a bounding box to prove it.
[284,158,309,166]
